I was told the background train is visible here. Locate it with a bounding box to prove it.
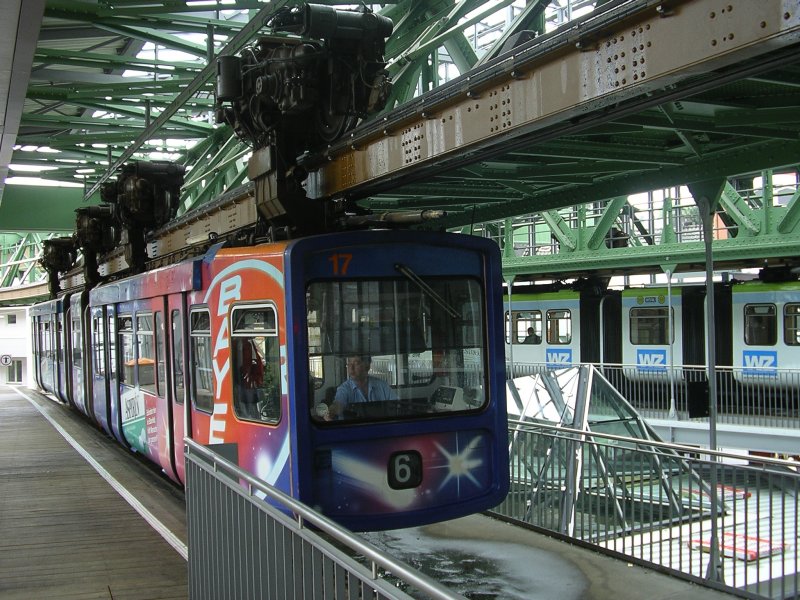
[504,275,800,416]
[31,229,509,531]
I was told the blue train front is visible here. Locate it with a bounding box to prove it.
[290,231,509,529]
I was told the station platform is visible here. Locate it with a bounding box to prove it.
[0,385,737,599]
[0,386,187,600]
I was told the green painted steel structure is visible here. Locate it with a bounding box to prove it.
[2,0,800,301]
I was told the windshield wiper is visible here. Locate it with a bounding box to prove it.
[394,263,460,319]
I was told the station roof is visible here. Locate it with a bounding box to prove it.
[1,1,799,234]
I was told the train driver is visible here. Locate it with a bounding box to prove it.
[327,355,397,420]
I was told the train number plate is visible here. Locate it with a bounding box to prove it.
[388,450,422,490]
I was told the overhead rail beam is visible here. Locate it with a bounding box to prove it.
[305,0,800,226]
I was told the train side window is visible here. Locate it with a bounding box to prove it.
[784,304,800,346]
[171,310,185,404]
[546,309,572,344]
[230,305,281,424]
[155,312,166,397]
[118,315,134,387]
[190,308,214,412]
[71,315,82,368]
[108,315,117,379]
[136,314,156,393]
[512,311,542,344]
[630,307,673,345]
[93,315,106,376]
[744,303,777,346]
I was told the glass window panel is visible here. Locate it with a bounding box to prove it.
[172,310,185,404]
[630,307,673,345]
[546,309,572,345]
[511,310,542,344]
[744,304,776,346]
[190,308,213,412]
[307,277,487,423]
[136,313,155,393]
[231,304,281,424]
[72,317,82,368]
[156,312,166,397]
[118,315,134,387]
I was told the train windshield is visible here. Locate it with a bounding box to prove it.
[307,274,486,423]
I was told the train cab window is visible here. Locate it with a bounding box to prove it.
[71,316,82,368]
[744,304,777,346]
[230,305,281,423]
[546,309,572,345]
[307,277,488,423]
[171,310,185,404]
[118,315,134,387]
[630,307,673,345]
[785,304,800,346]
[155,312,166,397]
[190,309,214,412]
[136,314,156,393]
[506,310,542,344]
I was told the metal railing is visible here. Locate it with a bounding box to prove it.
[184,439,465,600]
[494,420,800,599]
[507,361,800,430]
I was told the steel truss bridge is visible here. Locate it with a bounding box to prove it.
[1,0,800,303]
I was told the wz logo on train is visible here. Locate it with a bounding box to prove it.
[742,350,778,377]
[636,349,667,372]
[546,348,572,369]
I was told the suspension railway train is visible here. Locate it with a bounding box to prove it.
[30,230,509,531]
[504,277,800,414]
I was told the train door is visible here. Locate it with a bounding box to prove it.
[167,294,188,483]
[56,306,70,404]
[68,293,90,417]
[106,304,127,446]
[43,315,56,393]
[90,306,113,436]
[148,296,178,481]
[622,287,684,382]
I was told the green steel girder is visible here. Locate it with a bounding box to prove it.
[475,0,549,66]
[390,0,519,75]
[83,0,289,198]
[540,210,577,251]
[718,182,760,235]
[181,135,247,203]
[96,0,269,12]
[44,2,210,58]
[616,113,800,142]
[91,23,208,59]
[426,139,800,231]
[34,47,202,74]
[586,197,628,251]
[777,188,800,234]
[501,232,800,278]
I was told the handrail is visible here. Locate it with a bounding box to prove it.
[184,438,466,600]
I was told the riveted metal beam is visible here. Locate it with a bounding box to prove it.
[306,0,800,205]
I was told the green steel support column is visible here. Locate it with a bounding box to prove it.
[503,218,515,259]
[687,177,726,586]
[661,196,677,245]
[762,169,773,234]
